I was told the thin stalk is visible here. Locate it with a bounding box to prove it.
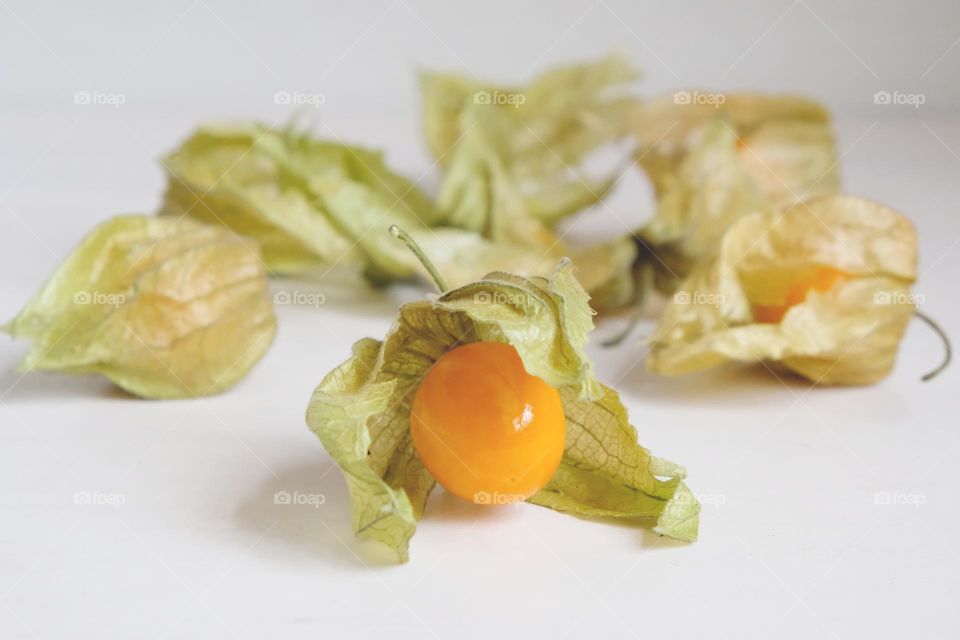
[389,225,448,294]
[602,307,644,347]
[915,310,951,382]
[602,263,653,348]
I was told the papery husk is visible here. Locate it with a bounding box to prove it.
[307,262,698,561]
[633,103,840,294]
[161,122,640,309]
[159,123,441,279]
[3,215,276,398]
[631,91,837,205]
[422,53,638,176]
[647,195,917,385]
[422,55,641,309]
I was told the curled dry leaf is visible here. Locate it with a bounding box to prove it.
[429,101,639,308]
[637,121,770,292]
[422,53,638,179]
[421,55,643,311]
[3,215,276,398]
[647,196,918,385]
[162,122,639,311]
[306,262,698,561]
[631,94,840,293]
[159,123,442,279]
[631,91,838,205]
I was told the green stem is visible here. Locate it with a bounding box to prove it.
[602,262,653,348]
[389,225,448,294]
[915,311,951,382]
[602,307,644,347]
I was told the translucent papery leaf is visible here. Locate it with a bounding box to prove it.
[630,91,834,198]
[529,383,698,542]
[422,53,638,173]
[638,121,770,290]
[630,93,840,296]
[647,195,918,385]
[427,56,638,243]
[4,215,276,398]
[160,123,441,278]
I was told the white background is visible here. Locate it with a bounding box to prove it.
[2,1,959,638]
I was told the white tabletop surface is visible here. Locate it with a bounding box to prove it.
[2,106,960,640]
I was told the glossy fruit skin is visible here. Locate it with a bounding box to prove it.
[410,342,566,505]
[753,267,849,324]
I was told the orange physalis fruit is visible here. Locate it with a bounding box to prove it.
[411,342,566,505]
[753,266,849,323]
